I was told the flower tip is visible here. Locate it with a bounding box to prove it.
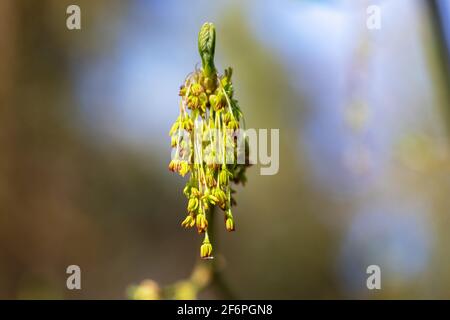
[168,160,177,172]
[225,218,235,232]
[196,214,208,233]
[181,215,195,228]
[200,242,213,259]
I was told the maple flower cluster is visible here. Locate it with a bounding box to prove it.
[169,23,249,259]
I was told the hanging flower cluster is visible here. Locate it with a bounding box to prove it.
[169,22,249,259]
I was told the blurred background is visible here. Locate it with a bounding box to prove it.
[0,0,449,299]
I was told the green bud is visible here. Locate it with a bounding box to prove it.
[198,22,216,78]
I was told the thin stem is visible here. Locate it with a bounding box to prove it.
[206,206,236,299]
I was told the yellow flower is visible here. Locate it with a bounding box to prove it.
[225,209,235,231]
[188,96,200,109]
[179,161,190,177]
[196,214,208,233]
[179,85,187,97]
[191,83,204,96]
[213,188,227,209]
[187,197,199,212]
[219,168,233,185]
[168,159,179,172]
[200,237,213,259]
[181,215,195,228]
[169,119,180,136]
[130,280,161,300]
[225,217,235,232]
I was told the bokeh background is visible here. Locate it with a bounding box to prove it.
[0,0,449,299]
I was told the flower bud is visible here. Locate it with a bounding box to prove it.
[179,85,187,97]
[181,215,195,228]
[208,194,219,205]
[191,83,204,96]
[196,214,208,233]
[183,185,190,197]
[225,217,235,232]
[205,173,216,188]
[209,94,217,109]
[179,161,190,177]
[200,240,213,259]
[225,209,235,231]
[168,159,179,172]
[188,96,200,109]
[169,120,180,136]
[191,187,200,197]
[198,22,216,78]
[171,136,178,147]
[213,188,227,208]
[183,117,194,132]
[188,197,199,212]
[203,77,215,93]
[213,92,226,111]
[219,169,232,185]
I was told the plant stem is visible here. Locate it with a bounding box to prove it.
[198,206,236,299]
